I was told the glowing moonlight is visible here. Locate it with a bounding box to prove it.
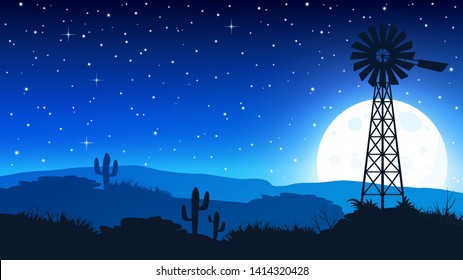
[317,100,448,189]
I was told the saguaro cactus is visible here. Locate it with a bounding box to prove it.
[181,187,209,235]
[208,211,225,240]
[94,153,118,188]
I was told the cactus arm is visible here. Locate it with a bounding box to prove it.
[110,160,118,177]
[199,191,210,210]
[219,222,225,232]
[181,205,192,221]
[94,158,102,175]
[208,214,213,223]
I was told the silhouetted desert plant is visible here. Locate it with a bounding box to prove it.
[181,187,209,235]
[433,189,457,218]
[226,222,317,242]
[23,208,96,233]
[94,153,118,188]
[225,222,318,258]
[311,205,341,233]
[396,196,413,208]
[422,190,462,226]
[344,198,381,224]
[395,196,421,215]
[105,180,172,197]
[348,198,379,211]
[208,211,225,240]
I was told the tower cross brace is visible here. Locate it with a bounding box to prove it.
[361,83,405,209]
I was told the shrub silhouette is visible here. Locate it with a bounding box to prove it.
[181,187,209,235]
[23,208,96,233]
[348,198,379,211]
[94,153,118,188]
[395,196,421,215]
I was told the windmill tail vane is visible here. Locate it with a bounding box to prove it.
[350,24,448,209]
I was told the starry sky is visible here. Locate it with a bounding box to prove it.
[0,0,461,189]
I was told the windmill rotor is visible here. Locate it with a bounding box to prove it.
[350,24,448,87]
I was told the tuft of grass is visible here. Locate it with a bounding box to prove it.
[21,208,96,233]
[106,180,172,197]
[226,222,317,242]
[348,198,379,212]
[395,196,421,214]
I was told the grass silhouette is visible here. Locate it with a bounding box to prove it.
[105,180,172,197]
[25,208,96,233]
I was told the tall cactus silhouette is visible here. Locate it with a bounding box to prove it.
[181,187,209,235]
[94,153,118,188]
[208,211,225,240]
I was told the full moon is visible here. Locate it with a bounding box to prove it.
[317,100,448,189]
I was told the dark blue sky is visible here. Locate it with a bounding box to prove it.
[0,0,460,189]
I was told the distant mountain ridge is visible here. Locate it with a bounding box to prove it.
[0,166,272,202]
[0,165,462,213]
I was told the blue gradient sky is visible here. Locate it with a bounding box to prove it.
[0,0,461,190]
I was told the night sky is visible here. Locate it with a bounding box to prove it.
[0,0,461,190]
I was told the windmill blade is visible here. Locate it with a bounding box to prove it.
[391,64,409,79]
[395,52,415,60]
[352,41,371,52]
[386,67,399,85]
[354,58,373,71]
[394,41,413,53]
[386,25,398,45]
[417,59,448,72]
[379,24,387,45]
[368,67,380,86]
[391,31,406,48]
[358,32,375,47]
[395,59,415,70]
[359,64,376,81]
[351,52,371,60]
[368,26,380,44]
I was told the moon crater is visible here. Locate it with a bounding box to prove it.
[399,111,423,132]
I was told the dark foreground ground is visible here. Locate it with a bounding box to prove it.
[1,201,463,260]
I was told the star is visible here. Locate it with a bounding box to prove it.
[224,19,238,34]
[90,73,103,88]
[79,136,94,151]
[61,27,75,43]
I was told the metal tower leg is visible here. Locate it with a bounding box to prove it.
[361,83,405,209]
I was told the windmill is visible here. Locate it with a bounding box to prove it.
[350,24,448,209]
